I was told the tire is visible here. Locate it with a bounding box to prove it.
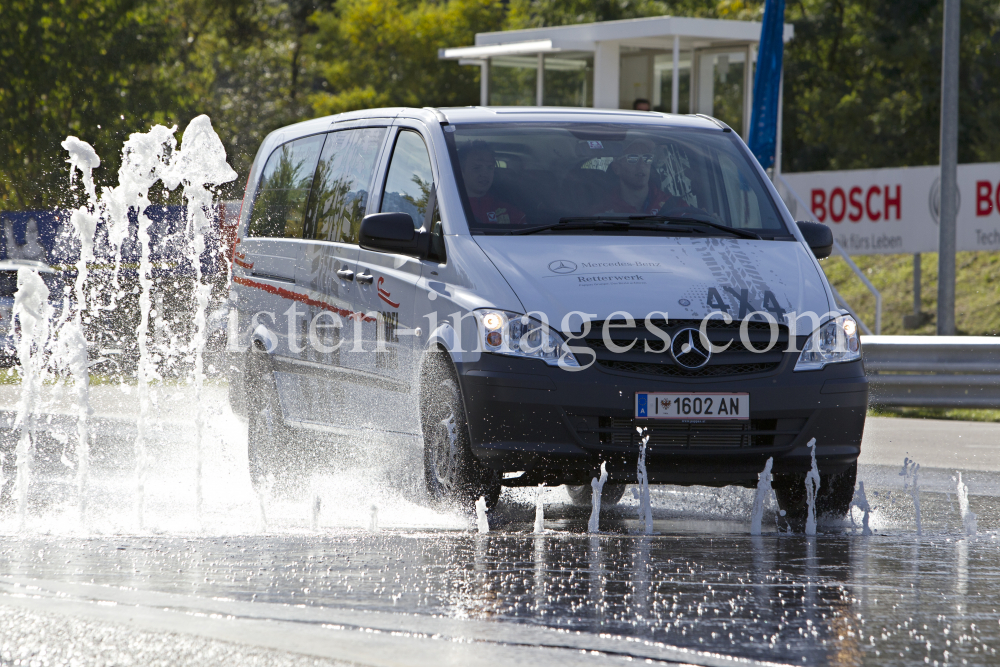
[420,353,501,510]
[245,344,295,492]
[774,460,857,525]
[567,483,627,508]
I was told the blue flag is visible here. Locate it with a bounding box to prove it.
[748,0,786,170]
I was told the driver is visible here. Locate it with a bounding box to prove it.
[597,139,687,215]
[459,141,526,225]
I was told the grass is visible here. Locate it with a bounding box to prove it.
[868,406,1000,423]
[820,250,1000,336]
[825,251,1000,422]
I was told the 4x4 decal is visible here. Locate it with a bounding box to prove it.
[706,286,786,319]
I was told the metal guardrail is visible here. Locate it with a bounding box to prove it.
[862,336,1000,408]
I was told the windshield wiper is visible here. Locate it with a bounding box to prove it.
[508,219,631,236]
[509,215,761,239]
[628,215,762,240]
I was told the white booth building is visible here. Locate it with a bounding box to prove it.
[440,16,793,140]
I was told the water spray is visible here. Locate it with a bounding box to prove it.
[636,430,652,535]
[851,480,872,536]
[162,115,237,529]
[955,472,977,536]
[750,457,774,536]
[60,136,101,527]
[804,438,820,536]
[900,457,922,536]
[588,461,608,534]
[475,496,489,534]
[12,269,53,530]
[534,484,545,534]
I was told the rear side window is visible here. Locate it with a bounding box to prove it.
[247,134,325,239]
[380,130,435,229]
[306,127,387,244]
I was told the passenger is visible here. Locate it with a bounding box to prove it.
[597,139,688,216]
[458,141,527,225]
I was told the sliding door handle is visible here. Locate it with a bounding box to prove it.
[356,271,374,285]
[336,268,355,281]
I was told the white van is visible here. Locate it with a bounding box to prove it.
[227,107,867,523]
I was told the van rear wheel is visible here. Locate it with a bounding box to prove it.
[420,353,501,510]
[567,483,627,508]
[246,345,294,492]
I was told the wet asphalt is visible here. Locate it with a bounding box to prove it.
[0,389,995,666]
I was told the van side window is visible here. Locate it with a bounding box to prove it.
[306,127,387,244]
[247,134,325,239]
[380,130,434,229]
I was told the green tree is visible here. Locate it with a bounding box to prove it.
[308,0,505,115]
[784,0,1000,172]
[0,0,177,210]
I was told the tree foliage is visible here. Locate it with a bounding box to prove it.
[2,0,1000,211]
[0,1,173,209]
[784,0,1000,172]
[308,0,505,115]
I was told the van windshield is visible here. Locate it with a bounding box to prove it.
[444,122,787,236]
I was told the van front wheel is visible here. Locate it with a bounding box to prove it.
[420,354,501,510]
[773,460,857,527]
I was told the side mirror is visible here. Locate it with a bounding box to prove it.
[796,221,833,259]
[360,213,428,258]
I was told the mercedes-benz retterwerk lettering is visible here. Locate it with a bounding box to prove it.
[227,106,867,523]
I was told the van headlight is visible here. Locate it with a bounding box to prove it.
[476,309,579,368]
[794,315,861,371]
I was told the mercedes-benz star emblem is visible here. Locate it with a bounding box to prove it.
[548,260,577,274]
[670,328,712,369]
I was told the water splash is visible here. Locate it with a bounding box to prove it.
[112,125,179,530]
[311,493,322,531]
[256,480,270,532]
[804,438,820,536]
[61,136,101,527]
[533,485,545,534]
[900,457,922,536]
[369,504,380,532]
[588,461,608,534]
[162,115,237,528]
[851,480,872,536]
[955,472,977,536]
[12,269,53,530]
[636,430,652,535]
[750,457,774,536]
[475,496,489,534]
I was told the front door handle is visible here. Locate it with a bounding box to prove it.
[356,271,374,285]
[336,268,355,281]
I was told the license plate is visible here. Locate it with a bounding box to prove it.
[635,392,749,420]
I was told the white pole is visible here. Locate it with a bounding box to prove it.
[480,60,489,106]
[593,41,620,109]
[537,53,544,106]
[671,36,680,114]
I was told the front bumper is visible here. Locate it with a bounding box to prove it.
[456,352,867,488]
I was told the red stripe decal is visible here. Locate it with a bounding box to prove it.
[233,275,377,323]
[233,257,253,269]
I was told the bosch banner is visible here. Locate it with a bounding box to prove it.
[781,162,1000,255]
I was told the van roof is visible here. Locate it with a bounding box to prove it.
[272,106,728,139]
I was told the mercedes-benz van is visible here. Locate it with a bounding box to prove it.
[227,107,867,521]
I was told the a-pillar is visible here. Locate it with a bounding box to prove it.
[593,40,620,109]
